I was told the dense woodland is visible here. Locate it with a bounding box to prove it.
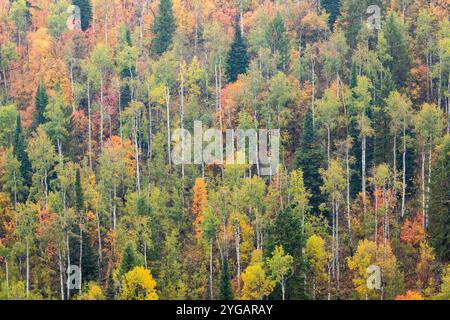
[0,0,449,300]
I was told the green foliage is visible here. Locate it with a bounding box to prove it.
[429,135,450,262]
[151,0,176,56]
[226,17,249,83]
[32,82,48,131]
[219,258,233,300]
[295,108,325,211]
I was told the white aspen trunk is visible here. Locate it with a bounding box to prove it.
[327,126,331,167]
[346,145,352,251]
[96,212,102,264]
[87,82,92,169]
[180,64,185,178]
[66,234,71,299]
[425,145,432,228]
[100,75,104,152]
[421,149,426,228]
[209,242,214,300]
[402,124,407,218]
[362,135,367,214]
[165,87,171,165]
[134,116,141,194]
[393,135,397,180]
[5,257,9,298]
[375,189,378,244]
[58,247,64,300]
[79,226,83,296]
[235,223,241,293]
[26,240,29,297]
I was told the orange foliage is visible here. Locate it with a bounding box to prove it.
[192,177,207,238]
[401,214,426,247]
[395,290,424,300]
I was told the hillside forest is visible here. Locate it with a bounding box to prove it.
[0,0,450,300]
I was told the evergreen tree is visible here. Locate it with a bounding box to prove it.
[120,243,138,275]
[266,12,289,71]
[226,16,249,83]
[429,135,450,262]
[295,108,325,211]
[105,272,117,300]
[219,259,233,300]
[72,0,92,31]
[13,115,31,188]
[32,82,48,131]
[382,12,411,87]
[266,207,308,299]
[151,0,176,56]
[321,0,341,30]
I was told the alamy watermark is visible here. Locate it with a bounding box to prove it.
[367,5,381,30]
[171,121,280,176]
[67,5,81,31]
[67,265,81,290]
[366,265,381,290]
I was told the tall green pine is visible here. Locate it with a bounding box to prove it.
[13,115,31,188]
[226,16,249,83]
[321,0,341,30]
[294,108,325,211]
[151,0,176,56]
[219,259,233,300]
[32,82,48,131]
[429,136,450,262]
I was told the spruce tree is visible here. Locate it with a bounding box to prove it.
[219,259,233,300]
[321,0,341,30]
[151,0,176,56]
[72,0,92,32]
[382,12,411,87]
[225,16,249,83]
[120,243,137,275]
[294,108,325,211]
[266,12,289,71]
[13,115,31,188]
[429,135,450,262]
[105,272,116,300]
[32,82,48,131]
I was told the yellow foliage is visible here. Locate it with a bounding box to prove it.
[120,267,159,300]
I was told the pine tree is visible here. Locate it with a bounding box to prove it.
[72,0,92,31]
[226,16,249,83]
[321,0,341,30]
[219,259,233,300]
[151,0,176,56]
[105,272,116,300]
[32,82,48,131]
[266,12,289,71]
[120,243,138,275]
[429,135,450,262]
[13,115,31,188]
[295,108,325,211]
[382,12,411,87]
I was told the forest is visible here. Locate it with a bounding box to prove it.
[0,0,449,301]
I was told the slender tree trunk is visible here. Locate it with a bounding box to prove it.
[79,225,83,296]
[401,125,407,218]
[165,86,171,165]
[26,240,29,297]
[58,247,64,300]
[362,135,367,214]
[209,242,214,300]
[5,257,9,299]
[235,223,241,294]
[87,82,92,169]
